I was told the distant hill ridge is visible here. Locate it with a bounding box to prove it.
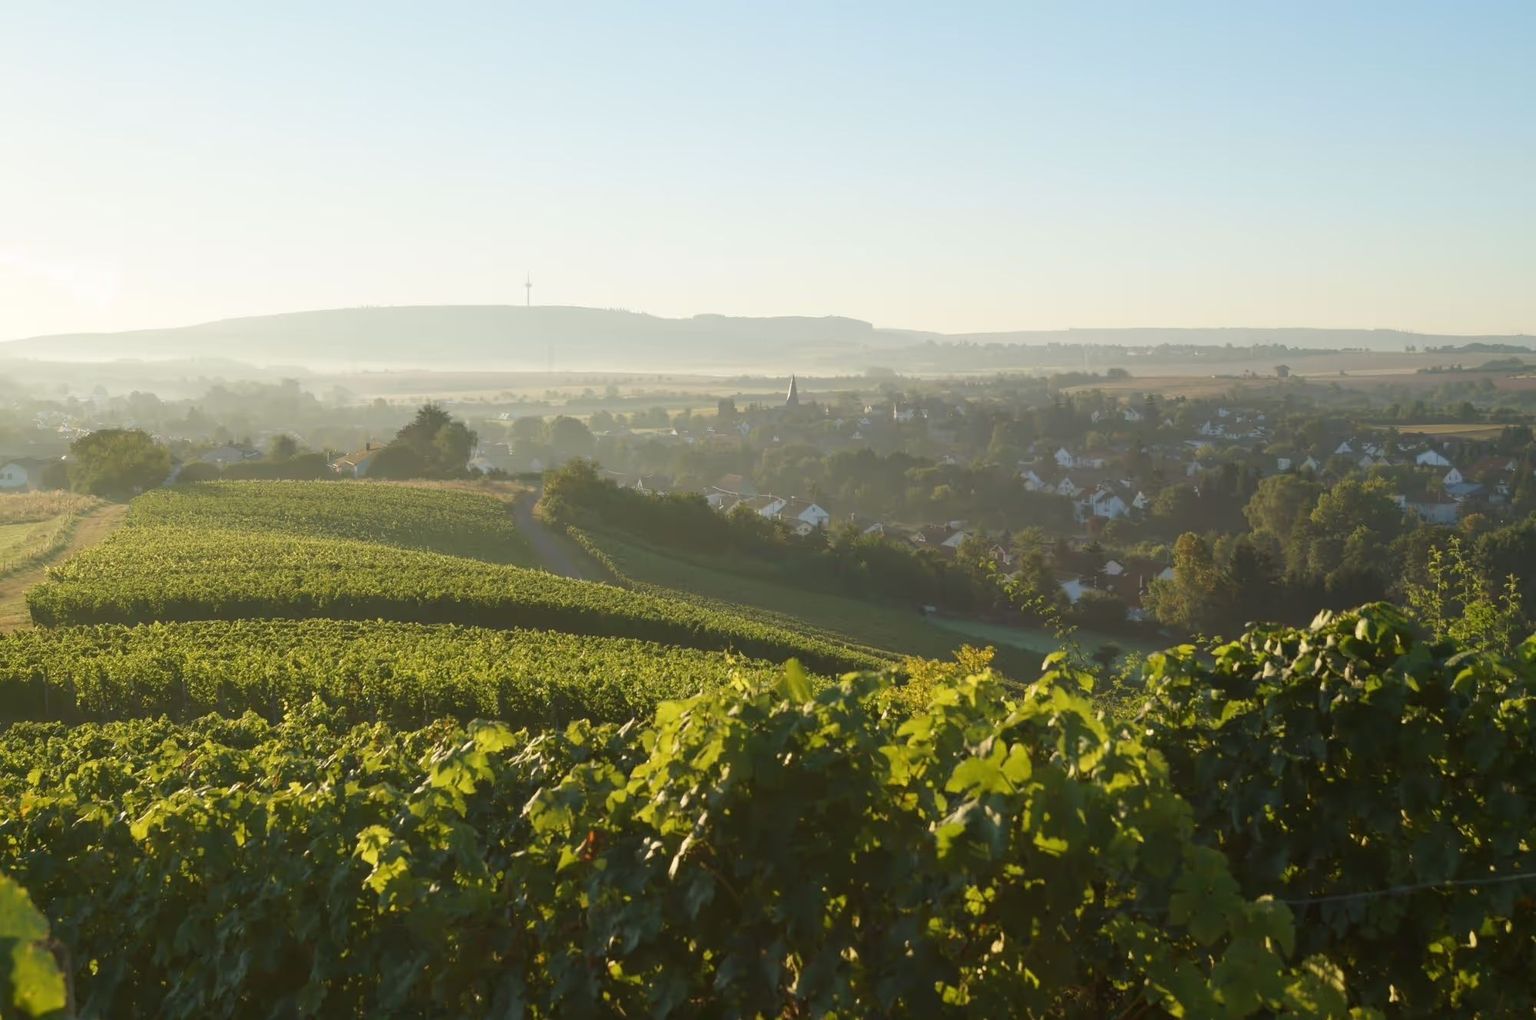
[2,304,1530,369]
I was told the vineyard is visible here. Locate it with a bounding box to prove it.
[1,652,1364,1018]
[26,485,884,674]
[0,619,799,728]
[109,481,535,564]
[2,481,1532,1016]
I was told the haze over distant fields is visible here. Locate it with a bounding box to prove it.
[1,305,1530,373]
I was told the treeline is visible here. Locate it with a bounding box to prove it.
[542,460,1004,617]
[1148,473,1536,639]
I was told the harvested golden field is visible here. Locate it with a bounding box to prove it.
[1380,423,1513,441]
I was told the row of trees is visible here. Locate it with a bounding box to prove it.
[541,460,1003,616]
[1146,473,1536,645]
[47,404,480,499]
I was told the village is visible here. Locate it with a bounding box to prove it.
[518,376,1533,628]
[4,368,1535,635]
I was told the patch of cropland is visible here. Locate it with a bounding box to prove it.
[0,491,104,578]
[0,619,798,728]
[125,481,534,563]
[26,485,883,673]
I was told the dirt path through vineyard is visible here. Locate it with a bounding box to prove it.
[0,503,128,632]
[512,485,602,581]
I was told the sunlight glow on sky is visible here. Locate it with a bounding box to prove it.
[2,1,1533,341]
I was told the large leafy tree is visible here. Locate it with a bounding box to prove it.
[373,403,477,479]
[67,428,171,498]
[1144,532,1234,634]
[1243,473,1322,545]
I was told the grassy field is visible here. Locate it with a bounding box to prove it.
[0,521,41,559]
[928,616,1166,659]
[0,491,105,579]
[578,528,1055,676]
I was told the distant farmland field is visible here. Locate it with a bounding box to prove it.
[1380,423,1513,441]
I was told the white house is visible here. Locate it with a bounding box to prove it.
[1416,449,1453,468]
[1334,440,1354,456]
[1055,476,1079,498]
[1054,447,1077,469]
[782,498,831,531]
[1300,456,1320,472]
[1132,490,1151,511]
[1060,578,1088,604]
[744,495,788,519]
[1443,467,1464,486]
[1276,457,1293,472]
[1088,489,1129,519]
[1122,406,1143,423]
[1102,559,1126,577]
[1020,469,1047,492]
[940,530,968,551]
[330,445,381,477]
[1155,566,1176,583]
[705,490,740,511]
[0,461,40,490]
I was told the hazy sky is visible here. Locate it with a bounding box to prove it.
[2,1,1533,341]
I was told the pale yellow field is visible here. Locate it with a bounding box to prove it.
[1381,423,1511,441]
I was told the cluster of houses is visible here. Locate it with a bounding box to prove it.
[597,467,1168,618]
[1020,404,1522,529]
[1021,448,1152,523]
[598,469,836,537]
[571,393,1536,626]
[1316,438,1514,523]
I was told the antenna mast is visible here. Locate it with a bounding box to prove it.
[524,272,532,308]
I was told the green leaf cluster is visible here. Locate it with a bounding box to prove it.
[0,669,1370,1017]
[1136,603,1536,1015]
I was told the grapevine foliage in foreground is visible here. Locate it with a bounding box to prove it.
[1136,603,1536,1016]
[0,619,805,728]
[0,671,1371,1018]
[0,871,67,1018]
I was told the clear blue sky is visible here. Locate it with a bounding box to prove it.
[2,1,1533,340]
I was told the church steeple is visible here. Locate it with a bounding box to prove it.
[785,374,800,407]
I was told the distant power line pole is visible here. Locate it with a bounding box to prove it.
[525,272,532,307]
